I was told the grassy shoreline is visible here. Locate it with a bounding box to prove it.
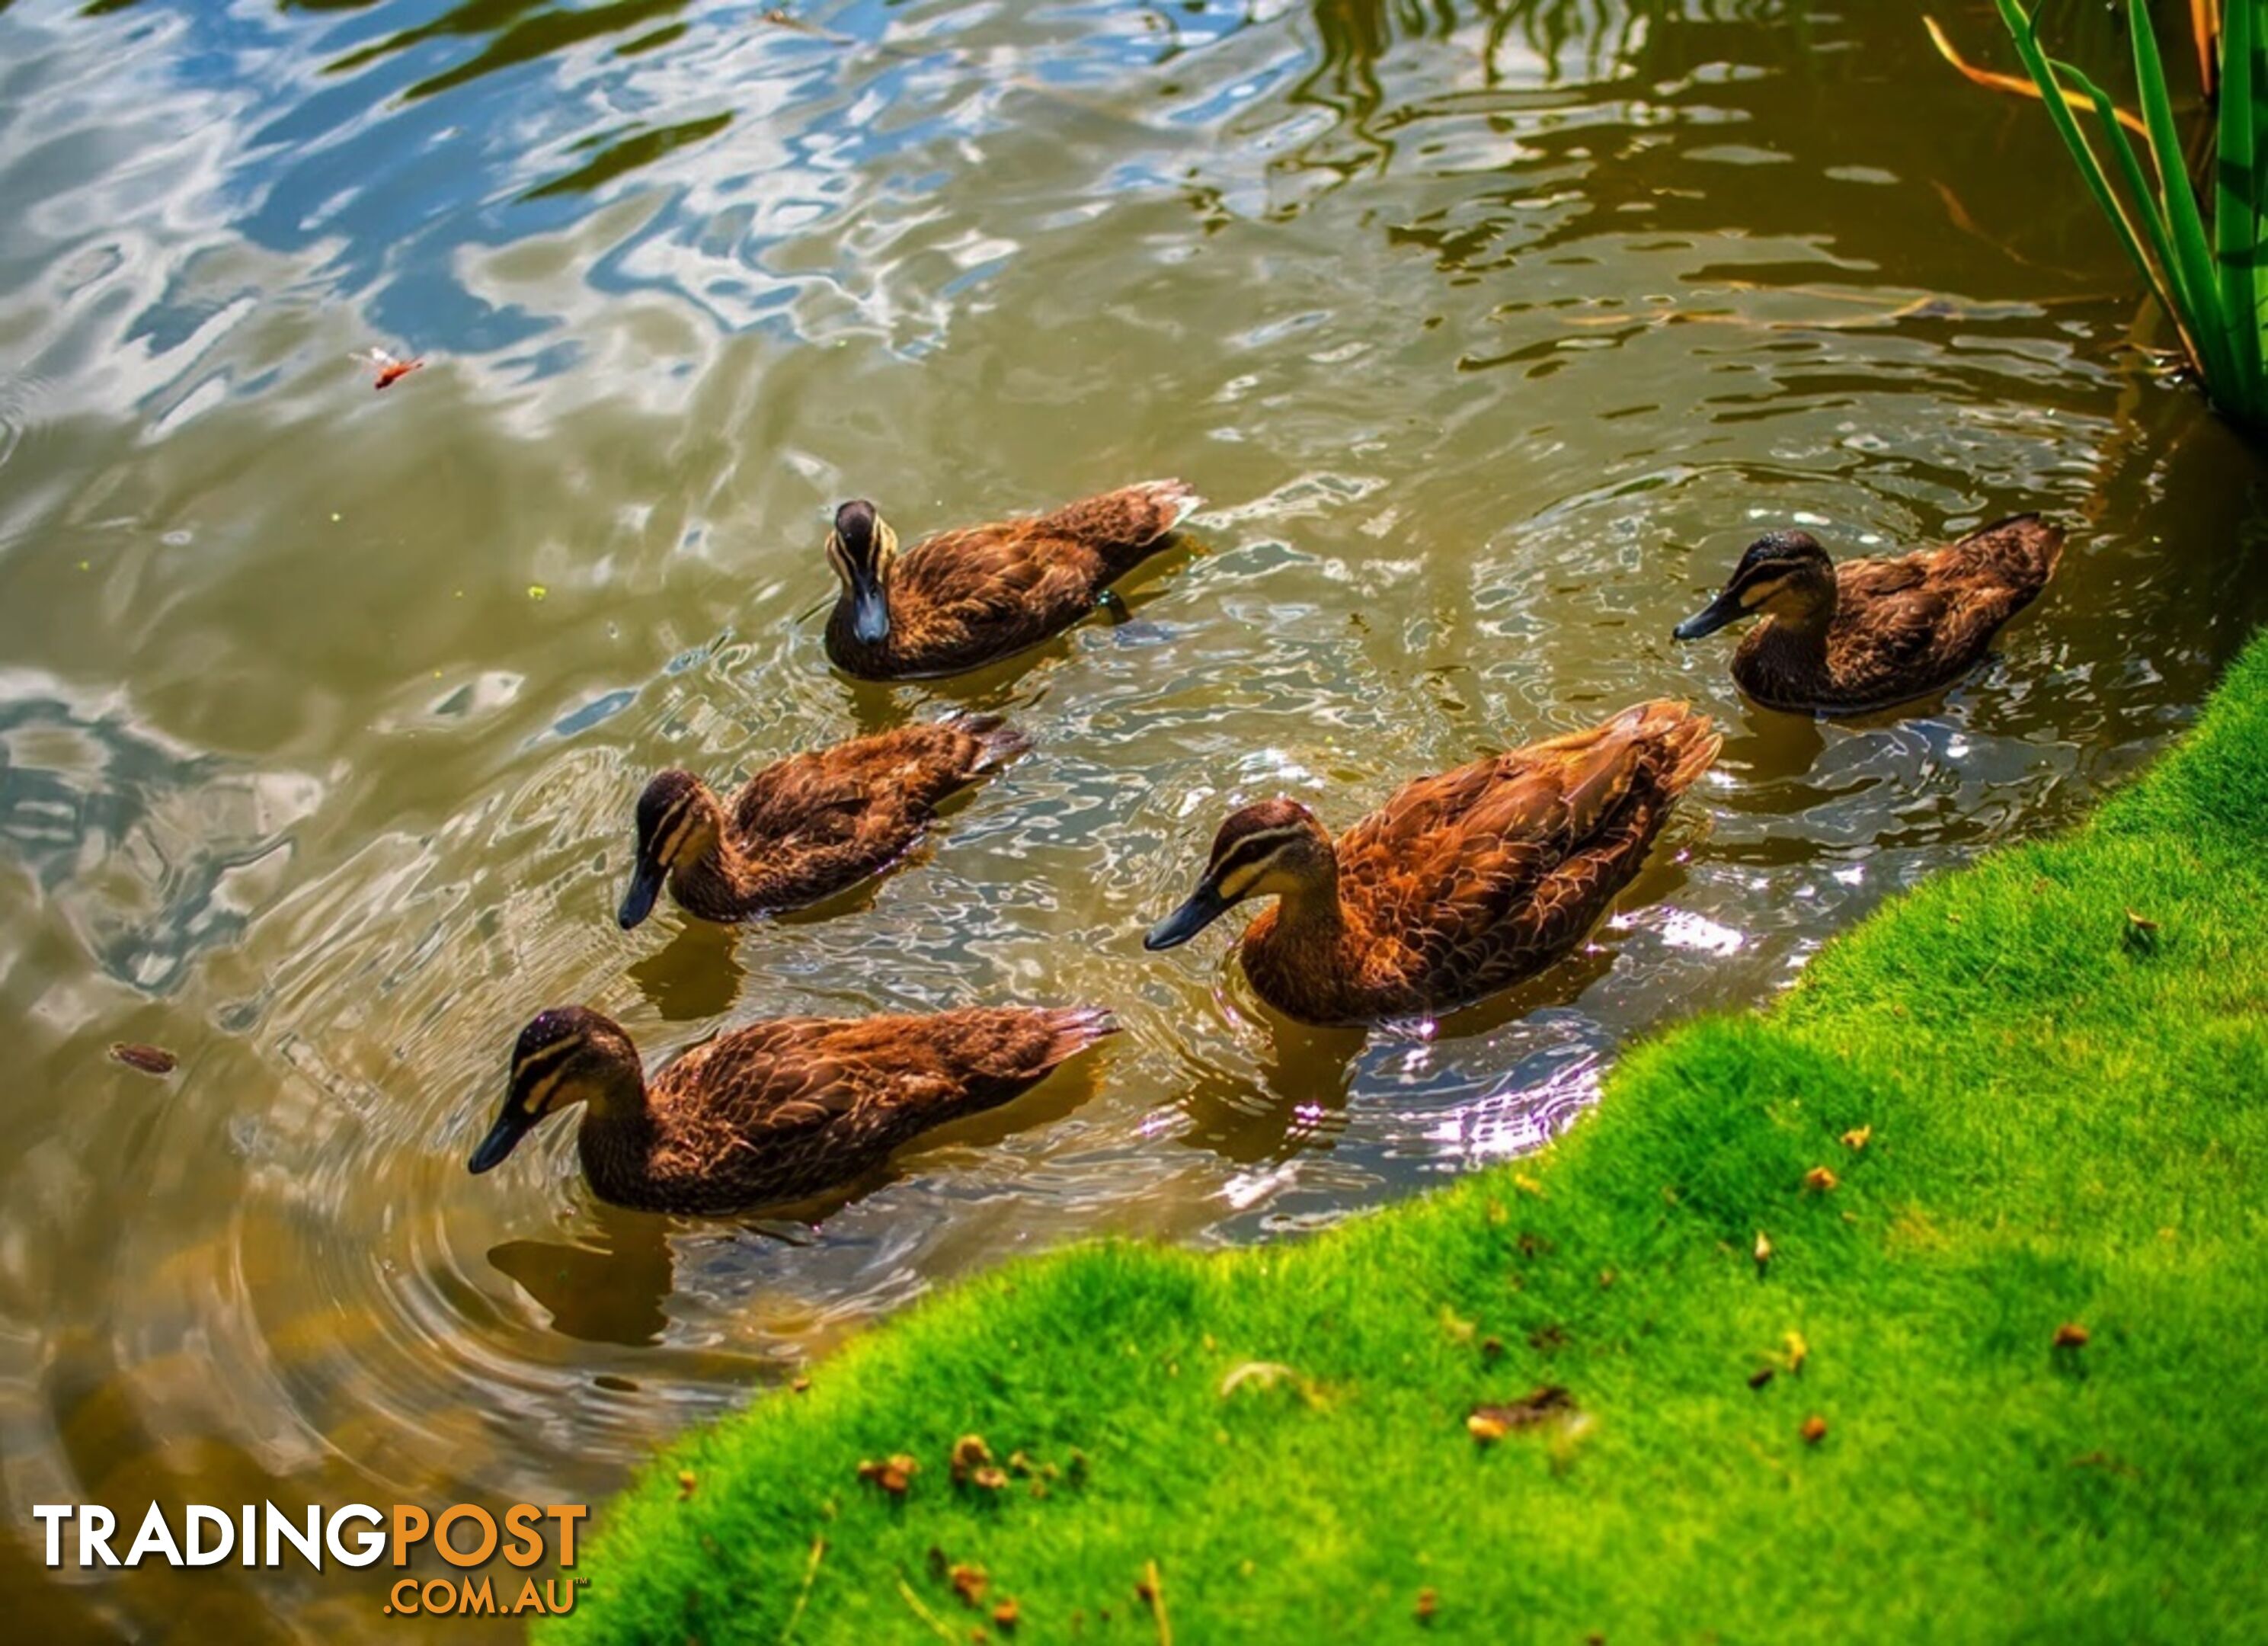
[554,637,2268,1644]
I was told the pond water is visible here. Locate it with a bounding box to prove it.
[2,0,2263,1635]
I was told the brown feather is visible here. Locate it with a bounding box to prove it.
[545,1007,1115,1215]
[1732,515,2063,714]
[660,717,1025,921]
[1192,701,1720,1026]
[825,480,1200,679]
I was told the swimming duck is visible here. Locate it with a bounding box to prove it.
[823,479,1201,679]
[1671,516,2063,715]
[468,1004,1116,1215]
[1144,700,1721,1026]
[618,716,1026,929]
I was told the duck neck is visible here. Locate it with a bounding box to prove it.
[1753,578,1837,659]
[1269,863,1348,955]
[575,1068,660,1205]
[669,831,784,921]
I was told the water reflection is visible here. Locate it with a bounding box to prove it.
[2,0,2266,1638]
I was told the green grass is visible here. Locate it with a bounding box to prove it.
[553,636,2268,1645]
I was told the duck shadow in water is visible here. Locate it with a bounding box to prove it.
[486,1060,1112,1342]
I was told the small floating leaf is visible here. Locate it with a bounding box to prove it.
[110,1042,177,1076]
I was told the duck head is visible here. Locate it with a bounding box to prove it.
[1673,530,1837,641]
[826,499,899,646]
[619,770,721,930]
[469,1007,644,1175]
[1144,798,1337,950]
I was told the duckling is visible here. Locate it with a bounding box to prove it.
[1144,700,1720,1026]
[1671,516,2063,715]
[618,716,1026,929]
[468,1004,1116,1215]
[823,479,1201,679]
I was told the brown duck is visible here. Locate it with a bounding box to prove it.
[619,716,1025,929]
[1671,517,2063,715]
[467,1004,1116,1215]
[1144,700,1721,1026]
[822,479,1201,679]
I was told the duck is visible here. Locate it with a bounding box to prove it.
[1671,516,2063,715]
[618,716,1026,929]
[1144,700,1721,1026]
[822,479,1201,679]
[467,1003,1116,1215]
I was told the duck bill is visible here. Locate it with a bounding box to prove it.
[1673,588,1745,642]
[1144,882,1232,951]
[468,1109,535,1175]
[849,577,890,645]
[617,857,667,930]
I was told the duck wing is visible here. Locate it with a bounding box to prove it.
[1828,517,2062,703]
[1337,702,1717,998]
[650,1010,1112,1177]
[890,523,1118,655]
[728,720,1023,846]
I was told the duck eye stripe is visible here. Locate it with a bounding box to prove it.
[514,1038,581,1080]
[1209,829,1298,881]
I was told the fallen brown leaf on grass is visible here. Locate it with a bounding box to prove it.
[675,1470,696,1501]
[949,1435,993,1484]
[1219,1361,1293,1395]
[792,1375,811,1394]
[1467,1385,1575,1443]
[992,1596,1020,1630]
[858,1455,917,1495]
[949,1563,987,1606]
[1747,1366,1775,1390]
[2053,1321,2090,1349]
[1415,1587,1438,1622]
[971,1465,1008,1491]
[1438,1307,1476,1344]
[1784,1331,1809,1375]
[1840,1125,1872,1151]
[1138,1559,1171,1646]
[2123,909,2161,955]
[1803,1166,1839,1193]
[1753,1230,1773,1270]
[1514,1172,1544,1196]
[110,1043,178,1076]
[1799,1414,1828,1445]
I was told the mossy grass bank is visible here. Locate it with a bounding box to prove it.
[555,637,2268,1644]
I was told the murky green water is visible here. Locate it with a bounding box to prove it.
[2,0,2263,1636]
